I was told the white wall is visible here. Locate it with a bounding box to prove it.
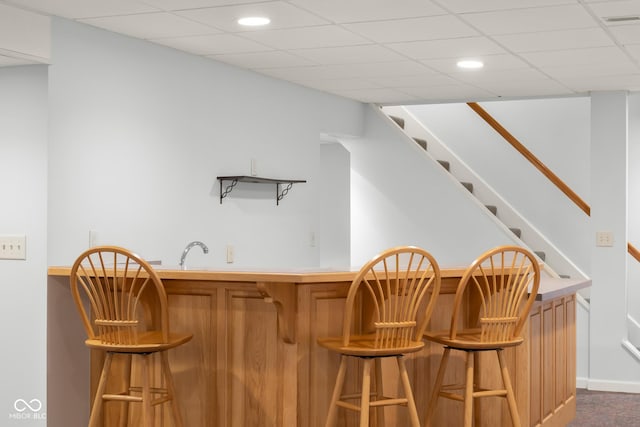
[405,98,592,276]
[342,106,514,268]
[0,65,48,424]
[47,18,364,269]
[319,143,350,268]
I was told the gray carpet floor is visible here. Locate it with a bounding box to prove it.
[568,388,640,426]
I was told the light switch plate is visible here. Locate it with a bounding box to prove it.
[0,235,26,259]
[596,231,614,247]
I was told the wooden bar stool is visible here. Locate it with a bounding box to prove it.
[423,245,540,427]
[70,246,193,427]
[318,246,441,427]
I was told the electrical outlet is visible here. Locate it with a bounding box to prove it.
[596,231,614,247]
[0,235,26,260]
[251,158,257,176]
[310,231,316,247]
[226,245,234,263]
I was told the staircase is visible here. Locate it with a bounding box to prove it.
[382,105,589,283]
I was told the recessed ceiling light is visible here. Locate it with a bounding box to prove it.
[238,16,271,27]
[457,59,484,69]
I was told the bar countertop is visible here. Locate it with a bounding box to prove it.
[48,265,591,300]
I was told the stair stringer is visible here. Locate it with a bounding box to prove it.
[381,105,590,285]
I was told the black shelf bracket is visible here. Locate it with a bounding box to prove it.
[217,176,306,205]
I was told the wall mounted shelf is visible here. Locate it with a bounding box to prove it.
[217,176,306,205]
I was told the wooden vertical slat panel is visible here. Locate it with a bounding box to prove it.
[226,288,280,427]
[566,296,577,400]
[167,291,214,426]
[555,298,567,409]
[542,301,555,421]
[529,304,542,427]
[301,282,361,427]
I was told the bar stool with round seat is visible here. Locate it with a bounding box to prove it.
[318,246,442,427]
[70,245,193,427]
[423,245,540,427]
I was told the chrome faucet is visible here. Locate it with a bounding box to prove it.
[179,241,209,269]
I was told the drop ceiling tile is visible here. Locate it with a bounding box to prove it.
[140,0,258,11]
[208,50,313,69]
[331,87,421,104]
[399,84,496,102]
[541,62,640,79]
[442,0,576,14]
[609,24,640,44]
[475,79,575,97]
[494,27,615,52]
[5,0,159,19]
[295,78,383,92]
[521,46,631,67]
[241,25,369,49]
[462,4,598,35]
[554,73,640,91]
[343,15,478,43]
[369,73,458,88]
[288,0,446,23]
[255,66,322,81]
[423,53,530,74]
[386,37,505,60]
[257,60,432,81]
[176,2,329,32]
[624,43,640,61]
[80,12,218,40]
[154,33,270,55]
[289,44,406,65]
[452,68,552,84]
[337,61,434,78]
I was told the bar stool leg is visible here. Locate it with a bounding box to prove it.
[463,351,474,427]
[119,354,132,427]
[473,352,481,427]
[89,352,113,427]
[374,358,385,426]
[141,354,154,427]
[161,352,185,427]
[497,350,521,427]
[325,356,347,427]
[424,347,450,427]
[359,358,372,427]
[398,356,420,427]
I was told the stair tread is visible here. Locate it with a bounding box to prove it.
[413,138,427,150]
[534,251,546,261]
[390,116,405,129]
[437,160,450,171]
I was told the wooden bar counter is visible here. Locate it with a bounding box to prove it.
[47,265,589,427]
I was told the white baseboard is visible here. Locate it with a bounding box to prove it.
[576,377,589,389]
[582,378,640,393]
